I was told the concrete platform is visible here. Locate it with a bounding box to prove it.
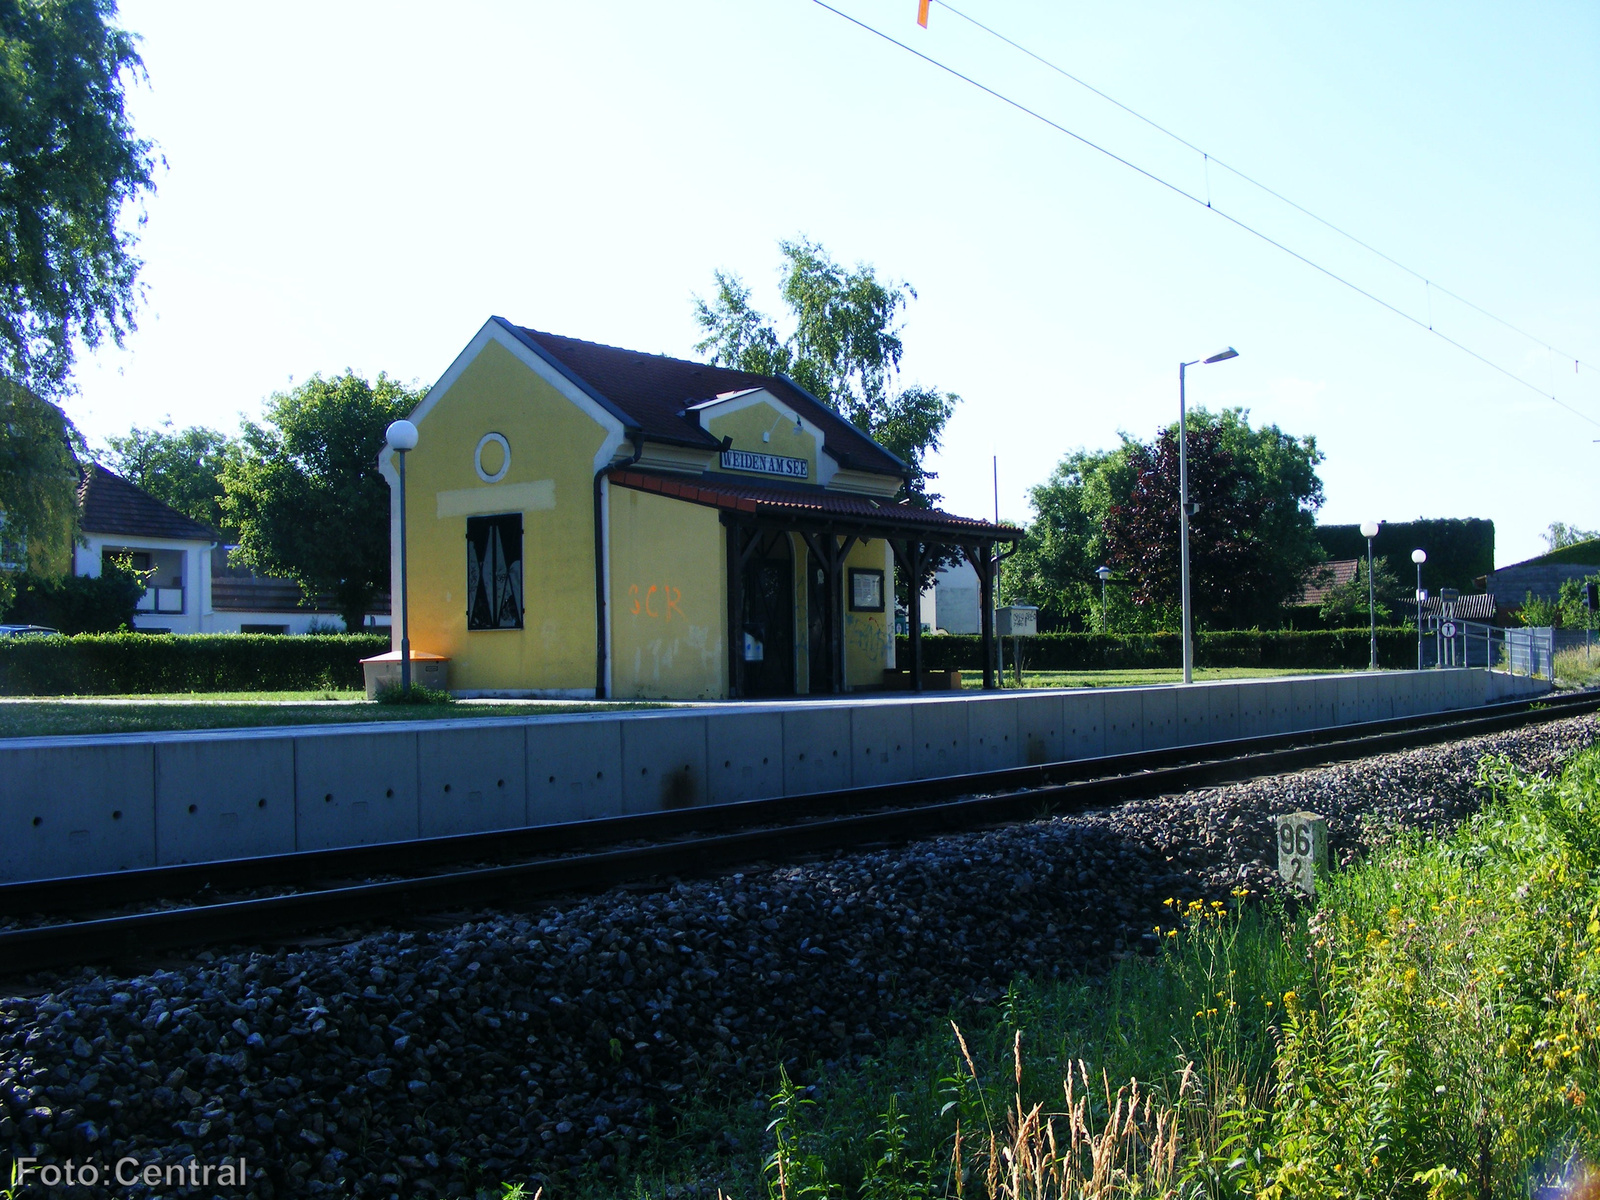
[0,668,1552,882]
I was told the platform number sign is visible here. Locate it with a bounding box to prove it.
[1274,811,1329,895]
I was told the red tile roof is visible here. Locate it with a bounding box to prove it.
[1292,558,1359,606]
[78,464,219,542]
[506,323,907,478]
[607,469,1019,540]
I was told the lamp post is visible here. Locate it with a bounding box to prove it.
[1095,565,1112,630]
[1412,548,1427,670]
[1178,347,1238,684]
[1360,521,1381,669]
[385,420,419,694]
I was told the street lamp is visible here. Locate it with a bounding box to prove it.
[385,419,419,694]
[1412,548,1427,670]
[1360,520,1381,669]
[1095,565,1112,630]
[1178,347,1238,684]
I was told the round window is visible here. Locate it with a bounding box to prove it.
[475,432,510,483]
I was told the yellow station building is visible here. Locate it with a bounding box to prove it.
[380,318,1017,700]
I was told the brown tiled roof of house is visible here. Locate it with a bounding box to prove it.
[78,464,218,542]
[505,322,907,478]
[607,468,1019,540]
[1292,559,1359,607]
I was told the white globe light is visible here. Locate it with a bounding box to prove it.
[1359,520,1381,539]
[386,419,419,452]
[1412,548,1427,564]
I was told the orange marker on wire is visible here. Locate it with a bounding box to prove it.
[916,0,929,27]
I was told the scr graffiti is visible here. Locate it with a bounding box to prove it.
[627,582,685,621]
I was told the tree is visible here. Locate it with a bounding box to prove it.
[1,0,158,397]
[692,238,958,505]
[102,421,235,537]
[0,379,81,612]
[1544,522,1599,552]
[1007,408,1325,631]
[220,372,423,631]
[1317,555,1403,625]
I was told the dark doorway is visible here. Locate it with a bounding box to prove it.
[741,534,794,697]
[808,556,832,694]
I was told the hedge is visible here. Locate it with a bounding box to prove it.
[895,627,1419,672]
[0,633,391,696]
[1317,518,1493,593]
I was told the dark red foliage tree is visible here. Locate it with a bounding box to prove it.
[1103,425,1274,627]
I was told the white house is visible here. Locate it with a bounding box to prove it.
[75,465,388,634]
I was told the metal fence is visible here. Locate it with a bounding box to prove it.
[1419,619,1553,678]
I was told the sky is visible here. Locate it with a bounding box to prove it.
[68,0,1600,568]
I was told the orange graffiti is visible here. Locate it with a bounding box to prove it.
[625,582,686,622]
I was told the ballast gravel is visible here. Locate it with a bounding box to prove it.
[1,713,1594,1197]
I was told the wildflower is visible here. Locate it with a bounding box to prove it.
[1163,897,1175,907]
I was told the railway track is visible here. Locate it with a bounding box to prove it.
[2,689,1594,975]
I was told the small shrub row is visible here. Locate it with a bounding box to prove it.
[896,626,1418,671]
[0,632,390,696]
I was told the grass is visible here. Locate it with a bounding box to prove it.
[0,696,665,738]
[959,666,1356,689]
[590,745,1600,1199]
[1556,645,1600,691]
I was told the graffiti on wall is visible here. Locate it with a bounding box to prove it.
[846,612,889,660]
[627,582,685,621]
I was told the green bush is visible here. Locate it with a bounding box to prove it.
[1,561,146,633]
[896,627,1417,671]
[0,632,390,695]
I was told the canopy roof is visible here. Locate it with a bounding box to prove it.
[607,467,1019,544]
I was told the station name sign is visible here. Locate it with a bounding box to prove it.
[720,449,808,479]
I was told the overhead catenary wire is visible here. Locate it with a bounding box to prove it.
[932,0,1596,379]
[808,0,1600,430]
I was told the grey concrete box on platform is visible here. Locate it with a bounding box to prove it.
[622,713,707,813]
[417,724,528,838]
[1142,688,1178,750]
[528,716,624,824]
[1102,690,1142,755]
[706,710,785,805]
[1206,684,1240,743]
[1055,690,1101,761]
[155,737,295,864]
[967,696,1021,772]
[294,729,421,851]
[0,742,154,881]
[851,703,915,786]
[912,700,970,779]
[781,706,852,797]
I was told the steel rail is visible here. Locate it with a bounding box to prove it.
[0,689,1593,974]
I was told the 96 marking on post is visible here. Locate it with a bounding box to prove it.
[1273,811,1329,895]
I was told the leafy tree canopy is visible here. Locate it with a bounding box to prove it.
[692,238,958,505]
[0,379,81,606]
[0,0,158,396]
[1004,408,1325,632]
[220,372,422,632]
[1317,555,1404,624]
[1545,522,1599,552]
[102,420,235,538]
